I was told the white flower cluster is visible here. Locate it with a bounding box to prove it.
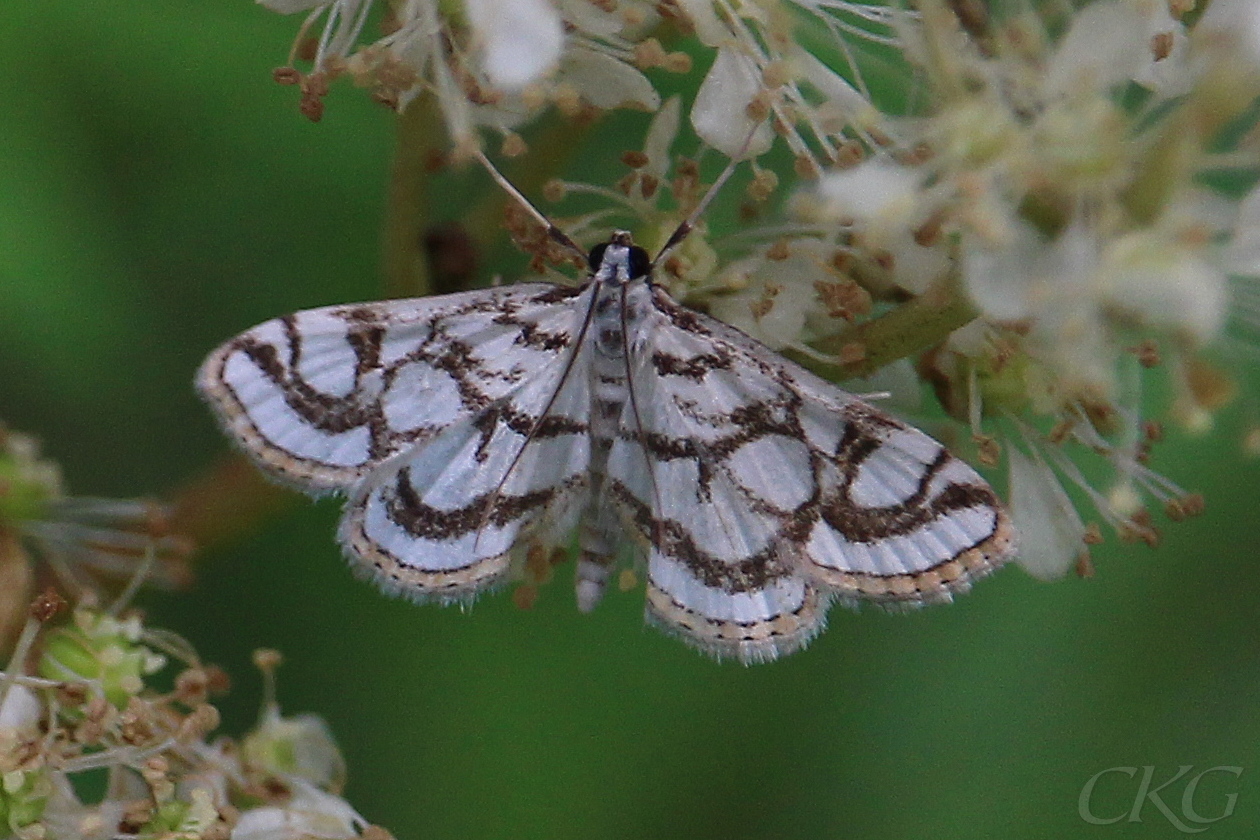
[0,424,387,839]
[0,426,193,644]
[256,0,905,153]
[0,602,387,840]
[791,0,1256,578]
[261,0,681,141]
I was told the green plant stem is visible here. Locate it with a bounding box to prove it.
[792,281,978,381]
[381,106,596,298]
[380,98,444,299]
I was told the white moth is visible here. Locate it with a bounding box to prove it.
[197,159,1015,664]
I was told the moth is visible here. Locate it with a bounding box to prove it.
[197,155,1015,663]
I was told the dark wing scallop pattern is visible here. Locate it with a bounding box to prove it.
[600,285,1014,662]
[198,276,1014,662]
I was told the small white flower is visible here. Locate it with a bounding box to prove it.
[1042,0,1157,98]
[709,258,810,350]
[691,46,773,158]
[1097,232,1228,345]
[0,425,192,616]
[272,0,667,139]
[679,0,896,166]
[809,158,950,295]
[0,685,41,732]
[232,779,367,840]
[243,704,347,793]
[464,0,564,91]
[814,158,921,227]
[708,239,857,351]
[962,219,1095,324]
[40,773,128,840]
[1007,445,1087,581]
[560,46,660,111]
[1197,0,1260,64]
[1225,181,1260,276]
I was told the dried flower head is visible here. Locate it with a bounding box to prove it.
[0,595,387,840]
[0,425,194,649]
[261,0,673,145]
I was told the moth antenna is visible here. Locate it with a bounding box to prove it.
[474,149,587,264]
[653,125,764,266]
[618,283,664,538]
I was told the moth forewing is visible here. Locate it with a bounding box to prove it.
[196,284,581,485]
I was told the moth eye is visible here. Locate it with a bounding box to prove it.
[628,246,652,279]
[587,243,608,272]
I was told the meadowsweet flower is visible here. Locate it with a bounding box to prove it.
[37,609,166,709]
[769,0,1257,576]
[39,773,128,840]
[231,779,369,840]
[515,94,870,367]
[0,590,390,840]
[680,1,899,162]
[261,0,669,142]
[242,710,346,794]
[0,765,50,840]
[708,237,870,354]
[510,96,708,262]
[0,685,39,733]
[1006,442,1089,580]
[0,425,193,646]
[806,157,952,296]
[241,651,346,793]
[258,0,908,159]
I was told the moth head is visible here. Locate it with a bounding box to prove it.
[588,231,652,281]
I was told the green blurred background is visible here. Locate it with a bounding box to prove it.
[5,2,1260,838]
